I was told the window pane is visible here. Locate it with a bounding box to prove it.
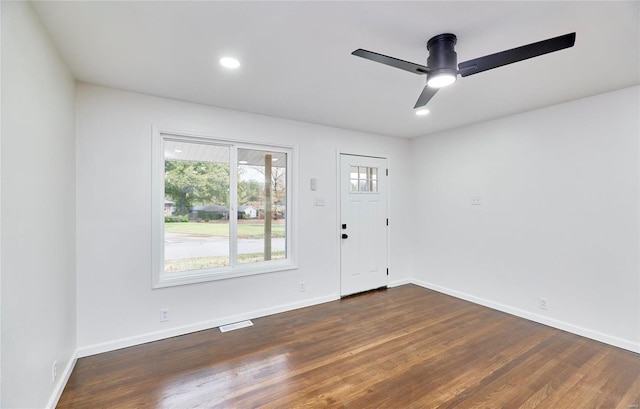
[350,180,358,192]
[350,166,358,180]
[237,149,287,264]
[359,167,367,180]
[371,168,377,180]
[359,179,368,192]
[371,180,378,192]
[163,140,230,273]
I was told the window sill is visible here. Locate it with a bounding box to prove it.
[152,259,298,289]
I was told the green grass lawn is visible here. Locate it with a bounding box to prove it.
[164,221,285,239]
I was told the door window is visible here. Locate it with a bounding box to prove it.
[349,166,378,193]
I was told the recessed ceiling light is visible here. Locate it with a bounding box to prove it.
[272,158,279,161]
[220,57,241,69]
[415,109,430,116]
[238,160,248,164]
[174,149,183,153]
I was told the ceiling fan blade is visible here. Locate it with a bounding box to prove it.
[458,32,576,77]
[414,85,438,109]
[352,49,429,75]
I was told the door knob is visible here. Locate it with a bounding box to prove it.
[341,234,348,239]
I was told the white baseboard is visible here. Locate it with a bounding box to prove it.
[388,277,412,288]
[46,350,77,409]
[411,279,639,354]
[77,294,339,358]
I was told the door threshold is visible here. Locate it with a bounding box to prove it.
[341,286,388,299]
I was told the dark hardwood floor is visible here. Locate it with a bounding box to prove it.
[57,285,640,408]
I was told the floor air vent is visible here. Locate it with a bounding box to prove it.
[219,320,253,333]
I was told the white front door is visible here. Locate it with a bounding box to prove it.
[340,154,388,296]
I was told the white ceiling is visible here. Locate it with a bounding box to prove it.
[32,1,639,139]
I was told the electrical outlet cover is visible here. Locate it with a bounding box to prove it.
[539,299,548,310]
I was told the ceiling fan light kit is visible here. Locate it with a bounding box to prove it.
[426,33,458,89]
[352,32,576,110]
[427,72,457,88]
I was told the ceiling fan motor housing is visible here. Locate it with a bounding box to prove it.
[427,33,458,78]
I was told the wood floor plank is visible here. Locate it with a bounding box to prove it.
[615,371,640,409]
[57,285,640,408]
[421,332,578,408]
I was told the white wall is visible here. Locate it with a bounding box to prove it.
[75,83,412,354]
[1,2,76,408]
[410,86,640,351]
[74,84,640,356]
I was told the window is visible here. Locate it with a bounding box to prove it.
[152,131,295,288]
[350,166,378,193]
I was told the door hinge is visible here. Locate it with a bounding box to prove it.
[386,268,389,276]
[386,218,388,226]
[386,168,389,176]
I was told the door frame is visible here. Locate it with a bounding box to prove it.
[336,149,391,296]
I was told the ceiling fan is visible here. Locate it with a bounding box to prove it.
[352,32,576,109]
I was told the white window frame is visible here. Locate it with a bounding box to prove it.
[151,128,297,289]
